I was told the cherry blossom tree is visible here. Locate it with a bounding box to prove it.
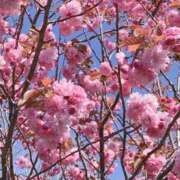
[0,0,179,179]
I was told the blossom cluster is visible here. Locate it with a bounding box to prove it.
[20,79,93,160]
[127,93,169,138]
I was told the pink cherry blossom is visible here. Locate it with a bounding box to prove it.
[59,0,82,17]
[15,156,32,169]
[0,0,20,15]
[100,61,112,76]
[141,45,170,72]
[163,27,180,53]
[167,9,180,27]
[116,52,125,64]
[127,92,158,123]
[144,155,166,178]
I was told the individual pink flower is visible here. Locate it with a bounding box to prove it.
[59,0,82,17]
[63,66,76,79]
[45,95,65,115]
[130,4,144,19]
[116,52,125,64]
[16,156,32,169]
[167,9,180,27]
[165,27,180,39]
[60,21,75,36]
[127,92,147,123]
[129,60,157,86]
[83,75,103,93]
[168,173,179,180]
[3,38,23,64]
[59,0,83,35]
[44,25,56,42]
[68,167,84,180]
[146,112,168,138]
[118,29,129,40]
[105,149,115,162]
[143,93,159,111]
[163,27,180,53]
[100,61,112,76]
[39,47,57,69]
[127,92,158,123]
[141,108,159,128]
[141,45,170,72]
[80,121,97,137]
[130,45,170,86]
[0,0,20,15]
[64,42,91,64]
[103,39,116,51]
[144,155,166,178]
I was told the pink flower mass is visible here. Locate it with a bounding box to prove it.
[0,0,179,179]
